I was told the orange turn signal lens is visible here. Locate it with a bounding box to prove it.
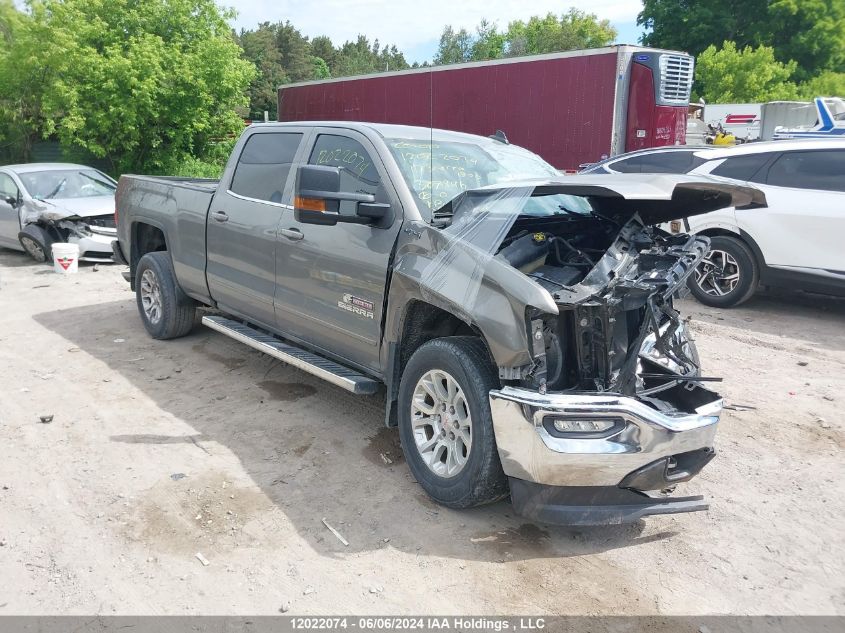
[295,196,327,212]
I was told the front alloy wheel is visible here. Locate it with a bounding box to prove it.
[694,249,740,297]
[687,235,759,308]
[397,337,508,509]
[410,369,472,478]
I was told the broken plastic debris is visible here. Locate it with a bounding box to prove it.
[113,338,125,343]
[39,415,54,424]
[170,473,186,481]
[195,552,210,566]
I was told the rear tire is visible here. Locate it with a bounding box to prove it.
[398,336,508,509]
[18,225,54,263]
[135,251,197,339]
[688,236,758,308]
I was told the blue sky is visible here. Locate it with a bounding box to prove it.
[229,1,647,64]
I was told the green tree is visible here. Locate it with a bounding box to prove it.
[333,35,409,76]
[505,10,616,57]
[471,19,505,61]
[275,21,314,83]
[434,26,473,65]
[311,55,330,79]
[240,23,286,119]
[638,0,767,57]
[800,71,845,99]
[435,10,616,65]
[0,0,42,162]
[766,0,845,80]
[20,0,254,174]
[311,35,337,73]
[694,41,800,103]
[639,0,845,80]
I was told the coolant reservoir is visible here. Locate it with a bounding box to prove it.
[497,232,549,272]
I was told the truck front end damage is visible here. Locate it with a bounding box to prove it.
[413,175,765,525]
[490,221,722,525]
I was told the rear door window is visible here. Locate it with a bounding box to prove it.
[610,156,647,173]
[230,132,304,202]
[710,153,775,182]
[764,150,845,192]
[611,151,700,173]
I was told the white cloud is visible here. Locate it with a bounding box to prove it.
[227,0,642,54]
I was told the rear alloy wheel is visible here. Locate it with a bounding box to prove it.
[688,235,758,308]
[135,251,197,339]
[140,268,164,326]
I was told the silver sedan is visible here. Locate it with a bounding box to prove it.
[0,162,118,263]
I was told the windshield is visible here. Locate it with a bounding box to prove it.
[385,136,563,213]
[19,169,116,200]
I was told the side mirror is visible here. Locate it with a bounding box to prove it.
[3,195,16,207]
[356,202,394,229]
[294,164,392,228]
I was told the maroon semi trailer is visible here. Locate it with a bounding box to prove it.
[277,45,694,170]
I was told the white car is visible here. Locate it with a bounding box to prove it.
[665,139,845,307]
[0,163,118,263]
[579,145,717,174]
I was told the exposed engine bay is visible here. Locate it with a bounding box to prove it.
[496,213,716,404]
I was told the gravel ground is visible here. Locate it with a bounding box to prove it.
[0,249,842,616]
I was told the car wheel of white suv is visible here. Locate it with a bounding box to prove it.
[688,236,759,308]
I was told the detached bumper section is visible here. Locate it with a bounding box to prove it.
[489,387,720,525]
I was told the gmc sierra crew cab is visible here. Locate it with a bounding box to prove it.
[114,122,765,525]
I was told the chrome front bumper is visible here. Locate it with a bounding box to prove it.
[489,387,721,488]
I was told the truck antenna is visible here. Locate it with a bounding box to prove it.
[489,130,509,144]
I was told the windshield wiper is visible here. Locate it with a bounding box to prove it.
[44,178,67,200]
[80,172,114,190]
[556,205,586,217]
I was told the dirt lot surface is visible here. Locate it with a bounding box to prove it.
[1,249,843,616]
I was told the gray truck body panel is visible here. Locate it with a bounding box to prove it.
[116,121,763,379]
[116,122,768,525]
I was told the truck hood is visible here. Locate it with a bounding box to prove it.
[24,196,115,223]
[445,174,766,226]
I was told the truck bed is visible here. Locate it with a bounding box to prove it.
[116,174,220,304]
[123,174,220,192]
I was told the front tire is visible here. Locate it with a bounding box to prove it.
[18,225,54,263]
[688,235,759,308]
[135,251,197,339]
[398,337,508,509]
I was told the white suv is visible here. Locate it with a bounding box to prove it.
[666,139,845,307]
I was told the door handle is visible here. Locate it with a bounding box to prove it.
[211,211,229,222]
[279,228,304,241]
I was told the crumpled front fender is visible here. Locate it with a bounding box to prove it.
[383,221,557,373]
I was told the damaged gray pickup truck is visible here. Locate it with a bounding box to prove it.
[115,123,765,525]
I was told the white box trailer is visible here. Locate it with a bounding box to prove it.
[760,101,817,140]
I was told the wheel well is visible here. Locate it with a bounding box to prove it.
[129,223,167,289]
[383,300,493,427]
[696,228,739,239]
[398,301,484,369]
[696,228,765,268]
